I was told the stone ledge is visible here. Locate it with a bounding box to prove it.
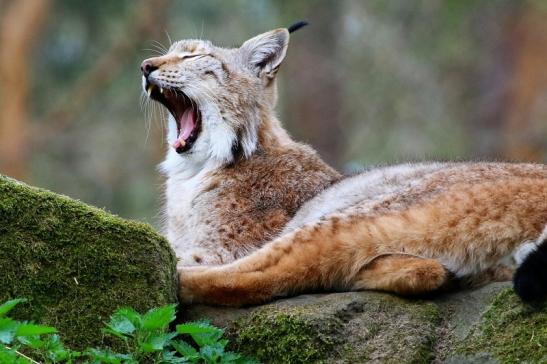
[0,175,178,349]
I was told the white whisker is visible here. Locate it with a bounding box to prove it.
[151,39,169,53]
[142,48,166,56]
[164,28,173,48]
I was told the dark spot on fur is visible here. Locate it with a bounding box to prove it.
[204,70,219,81]
[193,255,203,263]
[231,130,244,161]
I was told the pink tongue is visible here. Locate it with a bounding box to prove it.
[171,109,195,149]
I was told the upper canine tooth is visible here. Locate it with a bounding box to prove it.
[147,85,153,97]
[160,87,164,94]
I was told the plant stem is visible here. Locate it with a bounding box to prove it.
[4,345,42,364]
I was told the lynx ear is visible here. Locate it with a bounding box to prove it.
[240,28,289,78]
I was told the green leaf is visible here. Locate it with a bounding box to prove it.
[41,334,80,362]
[113,307,143,329]
[0,299,26,318]
[161,350,190,364]
[219,352,242,364]
[102,327,129,341]
[171,339,198,358]
[200,342,225,363]
[84,348,131,364]
[176,321,223,335]
[142,304,176,330]
[103,308,139,338]
[140,332,177,353]
[0,318,19,344]
[220,351,259,364]
[16,335,44,349]
[15,323,57,336]
[177,321,225,348]
[41,333,63,351]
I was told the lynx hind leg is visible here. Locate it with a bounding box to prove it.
[351,255,450,296]
[178,218,377,306]
[513,227,547,303]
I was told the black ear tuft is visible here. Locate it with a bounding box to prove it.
[513,237,547,303]
[288,21,309,34]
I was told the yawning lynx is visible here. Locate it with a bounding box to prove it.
[141,26,547,306]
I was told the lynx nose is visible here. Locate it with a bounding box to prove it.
[140,60,158,78]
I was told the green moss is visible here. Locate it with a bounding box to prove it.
[217,293,441,364]
[0,175,178,350]
[358,296,441,364]
[458,288,547,363]
[230,306,339,364]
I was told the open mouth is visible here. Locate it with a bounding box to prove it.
[145,80,201,153]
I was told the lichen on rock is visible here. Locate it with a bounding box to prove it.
[0,175,178,350]
[454,288,547,364]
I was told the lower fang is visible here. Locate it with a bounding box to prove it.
[172,137,186,149]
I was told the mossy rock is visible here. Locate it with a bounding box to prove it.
[185,282,547,363]
[451,288,547,364]
[184,292,441,363]
[0,175,178,350]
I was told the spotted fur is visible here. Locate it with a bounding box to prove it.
[141,28,547,306]
[142,29,340,266]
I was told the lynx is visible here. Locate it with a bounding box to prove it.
[141,25,547,306]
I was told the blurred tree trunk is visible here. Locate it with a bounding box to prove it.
[502,5,547,161]
[476,2,547,162]
[0,0,50,179]
[280,0,345,169]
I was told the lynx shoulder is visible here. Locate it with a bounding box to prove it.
[141,27,547,306]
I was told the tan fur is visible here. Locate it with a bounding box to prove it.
[179,166,546,305]
[142,31,340,266]
[141,29,547,306]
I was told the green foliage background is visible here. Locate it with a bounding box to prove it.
[3,0,546,224]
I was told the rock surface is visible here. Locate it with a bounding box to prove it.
[185,283,547,364]
[0,175,178,349]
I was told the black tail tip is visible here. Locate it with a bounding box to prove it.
[288,21,309,34]
[513,238,547,303]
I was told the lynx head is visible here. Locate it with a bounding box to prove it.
[141,28,291,173]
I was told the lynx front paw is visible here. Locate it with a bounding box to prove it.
[177,267,208,304]
[177,266,267,306]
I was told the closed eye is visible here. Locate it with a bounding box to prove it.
[181,53,208,60]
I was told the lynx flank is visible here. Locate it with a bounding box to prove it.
[141,27,547,306]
